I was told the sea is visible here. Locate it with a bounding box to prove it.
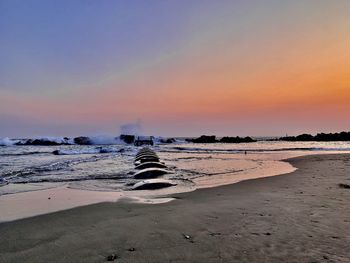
[1,137,350,221]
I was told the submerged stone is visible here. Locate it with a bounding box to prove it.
[132,179,176,190]
[134,156,160,164]
[135,162,167,170]
[135,153,158,160]
[74,136,92,145]
[133,168,169,179]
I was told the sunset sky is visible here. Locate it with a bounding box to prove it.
[1,0,350,137]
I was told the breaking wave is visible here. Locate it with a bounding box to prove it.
[164,146,350,154]
[0,150,133,186]
[0,151,50,157]
[52,146,125,155]
[1,140,350,198]
[0,137,18,146]
[0,135,181,146]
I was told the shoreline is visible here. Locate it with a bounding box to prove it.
[1,154,350,262]
[0,152,298,222]
[0,152,343,223]
[1,150,347,223]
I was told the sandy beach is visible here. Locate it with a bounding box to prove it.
[0,154,349,263]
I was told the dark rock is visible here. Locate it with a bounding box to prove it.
[339,183,350,189]
[22,139,61,146]
[132,179,176,190]
[135,156,160,164]
[136,147,154,154]
[137,150,154,155]
[280,131,350,141]
[136,148,156,153]
[135,148,160,164]
[220,136,256,143]
[133,168,169,179]
[98,148,109,153]
[135,151,156,158]
[135,154,158,161]
[190,135,217,143]
[106,254,118,261]
[135,162,167,170]
[120,134,135,144]
[296,134,314,141]
[160,138,176,144]
[15,137,69,145]
[74,136,92,145]
[135,155,159,162]
[52,150,60,155]
[136,151,155,157]
[33,139,61,146]
[134,136,154,146]
[135,151,158,158]
[188,135,256,143]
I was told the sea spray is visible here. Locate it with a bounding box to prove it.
[120,121,142,136]
[0,137,18,146]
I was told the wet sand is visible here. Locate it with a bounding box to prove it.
[0,187,123,222]
[0,154,350,262]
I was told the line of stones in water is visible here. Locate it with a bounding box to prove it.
[131,147,176,190]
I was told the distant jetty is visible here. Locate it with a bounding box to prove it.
[280,131,350,142]
[186,135,256,143]
[2,131,350,147]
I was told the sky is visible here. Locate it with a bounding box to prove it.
[1,0,350,137]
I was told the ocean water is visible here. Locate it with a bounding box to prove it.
[1,140,350,221]
[1,140,350,197]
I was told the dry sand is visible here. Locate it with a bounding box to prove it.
[0,154,350,263]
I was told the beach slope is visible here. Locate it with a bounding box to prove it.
[0,154,350,262]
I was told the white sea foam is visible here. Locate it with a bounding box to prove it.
[32,135,126,145]
[152,136,186,145]
[1,133,183,147]
[164,145,350,153]
[0,137,18,146]
[54,149,101,155]
[89,135,122,145]
[31,136,73,144]
[53,146,123,155]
